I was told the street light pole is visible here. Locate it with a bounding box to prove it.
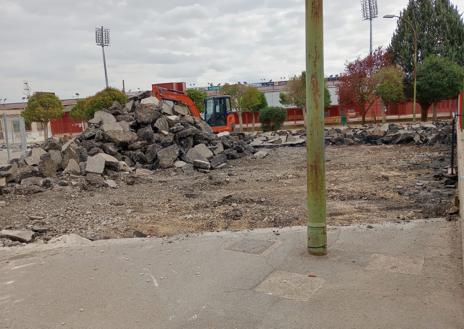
[306,0,327,255]
[384,14,417,122]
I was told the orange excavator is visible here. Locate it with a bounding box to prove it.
[152,84,236,133]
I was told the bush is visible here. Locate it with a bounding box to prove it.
[71,88,128,120]
[259,107,286,131]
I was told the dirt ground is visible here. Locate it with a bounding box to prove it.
[0,144,455,243]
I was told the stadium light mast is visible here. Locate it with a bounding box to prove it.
[95,26,110,88]
[361,0,378,55]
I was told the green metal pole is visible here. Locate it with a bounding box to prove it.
[306,0,327,255]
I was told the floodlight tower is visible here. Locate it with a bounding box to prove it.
[95,26,110,88]
[361,0,378,55]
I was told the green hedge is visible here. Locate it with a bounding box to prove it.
[259,106,286,131]
[71,88,127,120]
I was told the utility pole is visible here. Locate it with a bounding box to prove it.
[95,26,110,89]
[306,0,327,255]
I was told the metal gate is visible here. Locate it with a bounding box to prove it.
[0,114,27,164]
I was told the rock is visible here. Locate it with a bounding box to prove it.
[145,144,163,163]
[25,148,47,166]
[154,117,170,134]
[64,159,81,175]
[140,96,160,106]
[193,159,211,170]
[85,173,106,187]
[210,154,228,169]
[0,230,35,243]
[38,154,58,177]
[20,176,42,187]
[135,104,160,125]
[448,206,459,215]
[174,161,188,168]
[137,126,154,142]
[105,131,138,145]
[186,144,214,163]
[0,200,6,207]
[124,100,135,112]
[157,144,179,169]
[102,143,119,156]
[254,149,271,159]
[161,102,174,115]
[102,122,124,132]
[133,230,148,238]
[61,140,79,169]
[89,111,117,125]
[118,121,131,132]
[212,142,224,155]
[86,155,106,174]
[0,177,6,187]
[48,150,62,169]
[105,179,118,188]
[176,127,199,139]
[173,104,190,116]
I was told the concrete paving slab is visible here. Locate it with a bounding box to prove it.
[0,219,462,329]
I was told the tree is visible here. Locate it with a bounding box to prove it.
[22,92,64,140]
[338,48,392,124]
[279,72,332,125]
[250,92,268,129]
[259,107,287,131]
[186,88,208,112]
[374,66,405,122]
[390,0,464,81]
[220,84,263,131]
[70,88,127,120]
[416,56,464,121]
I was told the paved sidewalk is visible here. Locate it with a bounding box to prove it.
[0,219,463,329]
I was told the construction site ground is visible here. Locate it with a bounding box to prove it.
[0,144,454,243]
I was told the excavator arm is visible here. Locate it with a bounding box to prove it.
[152,85,202,118]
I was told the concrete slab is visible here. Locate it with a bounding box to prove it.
[0,220,462,329]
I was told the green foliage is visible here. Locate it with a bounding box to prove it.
[252,92,268,112]
[280,72,332,109]
[70,88,127,120]
[324,85,332,108]
[374,66,405,105]
[259,106,287,131]
[186,88,208,112]
[220,84,264,112]
[390,0,464,79]
[416,55,464,120]
[22,92,64,124]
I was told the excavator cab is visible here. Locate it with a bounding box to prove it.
[203,96,236,133]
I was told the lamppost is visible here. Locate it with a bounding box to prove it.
[384,14,417,122]
[362,0,378,56]
[95,26,110,89]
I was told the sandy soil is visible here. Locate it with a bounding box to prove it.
[0,144,455,243]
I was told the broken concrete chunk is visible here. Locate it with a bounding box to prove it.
[85,155,106,174]
[105,179,118,189]
[89,111,117,125]
[102,122,124,132]
[25,148,47,166]
[173,104,190,116]
[0,230,35,243]
[157,144,180,169]
[154,116,170,134]
[193,159,211,170]
[105,131,138,145]
[186,144,214,163]
[64,159,81,175]
[136,104,160,125]
[140,96,160,106]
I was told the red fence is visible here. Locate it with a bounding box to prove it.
[50,112,85,136]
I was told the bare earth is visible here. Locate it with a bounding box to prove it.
[0,144,455,242]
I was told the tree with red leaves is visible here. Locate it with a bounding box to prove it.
[338,48,392,124]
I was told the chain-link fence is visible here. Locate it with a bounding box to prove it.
[0,114,27,165]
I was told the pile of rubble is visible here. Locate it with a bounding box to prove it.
[250,122,452,147]
[0,93,254,193]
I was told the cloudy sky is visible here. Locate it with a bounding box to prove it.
[1,0,463,102]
